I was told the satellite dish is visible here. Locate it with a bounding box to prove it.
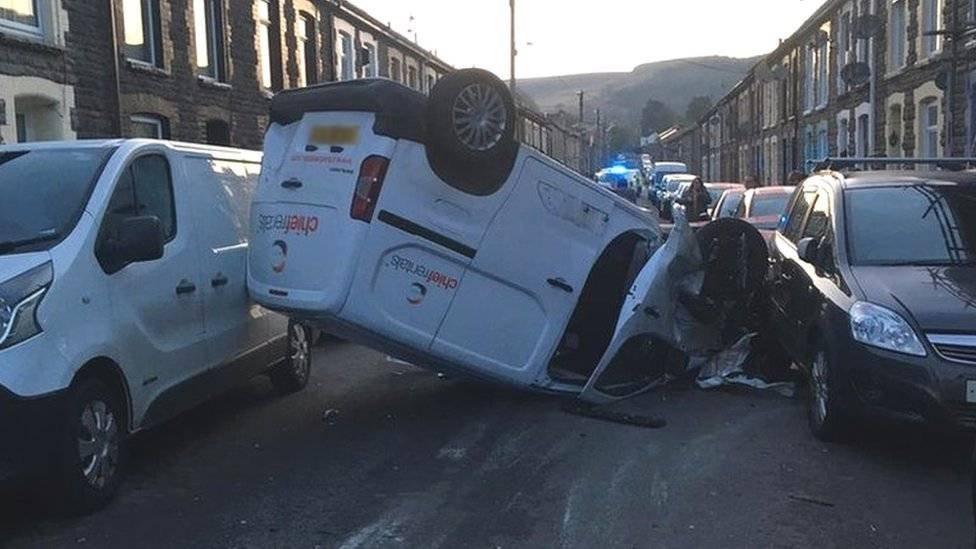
[755,62,773,83]
[769,64,786,81]
[854,14,882,39]
[810,30,829,47]
[709,115,721,126]
[841,62,871,86]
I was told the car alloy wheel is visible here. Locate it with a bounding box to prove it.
[289,322,311,384]
[810,350,830,427]
[77,399,120,490]
[452,83,507,152]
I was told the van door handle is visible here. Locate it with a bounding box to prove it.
[176,280,197,295]
[281,178,303,190]
[211,274,229,288]
[547,277,574,293]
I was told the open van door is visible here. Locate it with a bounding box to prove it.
[578,211,710,404]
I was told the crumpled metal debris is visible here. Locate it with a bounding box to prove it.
[693,334,795,397]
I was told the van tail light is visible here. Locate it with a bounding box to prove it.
[351,155,390,222]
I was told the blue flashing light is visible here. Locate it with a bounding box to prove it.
[609,165,629,175]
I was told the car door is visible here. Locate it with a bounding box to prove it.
[96,151,208,425]
[769,185,818,356]
[788,187,833,362]
[185,154,277,373]
[430,157,615,387]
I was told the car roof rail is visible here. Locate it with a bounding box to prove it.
[806,157,976,173]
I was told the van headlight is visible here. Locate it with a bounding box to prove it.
[850,301,926,357]
[0,262,53,350]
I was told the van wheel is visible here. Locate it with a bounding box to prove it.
[426,68,518,195]
[270,321,312,395]
[53,377,127,514]
[807,345,847,441]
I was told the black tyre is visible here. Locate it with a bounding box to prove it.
[425,68,518,195]
[54,377,127,514]
[807,344,848,441]
[270,321,312,395]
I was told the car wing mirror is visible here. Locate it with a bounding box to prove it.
[797,237,820,264]
[116,216,165,264]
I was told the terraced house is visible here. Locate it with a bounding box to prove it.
[665,0,976,183]
[0,0,588,172]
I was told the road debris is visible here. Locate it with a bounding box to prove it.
[322,409,340,424]
[562,401,667,428]
[788,494,836,508]
[693,334,796,397]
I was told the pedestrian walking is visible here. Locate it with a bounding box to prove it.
[677,177,711,220]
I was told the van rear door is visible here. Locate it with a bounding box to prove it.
[249,112,394,315]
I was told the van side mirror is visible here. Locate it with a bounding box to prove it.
[797,237,819,264]
[115,216,165,264]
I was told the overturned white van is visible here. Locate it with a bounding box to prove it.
[248,70,765,403]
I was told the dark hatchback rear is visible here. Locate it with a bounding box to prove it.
[768,170,976,438]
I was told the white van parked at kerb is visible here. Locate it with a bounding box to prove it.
[0,139,312,513]
[249,70,766,404]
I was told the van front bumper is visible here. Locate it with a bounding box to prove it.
[0,384,66,480]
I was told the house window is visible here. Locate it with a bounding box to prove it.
[920,100,940,158]
[838,117,850,156]
[888,104,903,155]
[408,66,417,89]
[817,40,828,107]
[0,0,39,34]
[205,119,230,146]
[363,43,377,78]
[337,31,353,81]
[921,0,941,58]
[122,0,162,66]
[804,46,815,111]
[194,0,225,80]
[390,57,402,82]
[14,94,64,142]
[297,13,316,87]
[427,74,434,93]
[257,0,276,90]
[130,114,168,139]
[837,11,851,92]
[889,0,907,70]
[858,114,870,156]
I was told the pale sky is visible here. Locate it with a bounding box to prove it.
[352,0,824,79]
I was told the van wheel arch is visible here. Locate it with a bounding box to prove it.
[73,358,133,433]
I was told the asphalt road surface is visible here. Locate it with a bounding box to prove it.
[2,341,973,548]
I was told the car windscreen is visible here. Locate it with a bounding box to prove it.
[666,179,686,192]
[0,148,115,255]
[717,192,743,218]
[846,185,976,266]
[750,194,789,218]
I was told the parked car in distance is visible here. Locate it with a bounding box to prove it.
[711,187,746,221]
[703,183,745,218]
[249,70,686,407]
[768,169,976,440]
[648,162,689,205]
[0,139,309,513]
[658,174,698,220]
[735,186,795,231]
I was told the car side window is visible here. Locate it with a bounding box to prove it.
[734,196,746,218]
[802,190,830,240]
[131,155,176,241]
[784,189,816,243]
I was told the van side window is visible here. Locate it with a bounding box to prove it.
[784,189,816,244]
[131,155,176,240]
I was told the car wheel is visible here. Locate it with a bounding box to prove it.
[807,346,846,441]
[270,321,313,395]
[425,68,518,195]
[54,377,127,514]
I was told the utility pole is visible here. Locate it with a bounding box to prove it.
[577,91,585,124]
[509,0,516,91]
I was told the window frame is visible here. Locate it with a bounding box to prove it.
[920,100,940,157]
[297,12,317,87]
[0,0,43,37]
[783,187,819,244]
[122,0,163,67]
[129,114,166,139]
[364,42,377,78]
[338,30,353,81]
[920,0,942,58]
[889,0,907,70]
[390,57,402,82]
[194,0,226,81]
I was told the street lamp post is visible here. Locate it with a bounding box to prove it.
[510,0,516,91]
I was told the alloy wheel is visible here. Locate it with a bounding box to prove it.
[77,399,120,489]
[810,351,830,426]
[290,323,311,383]
[452,83,507,151]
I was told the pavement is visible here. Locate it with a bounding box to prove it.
[1,341,973,548]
